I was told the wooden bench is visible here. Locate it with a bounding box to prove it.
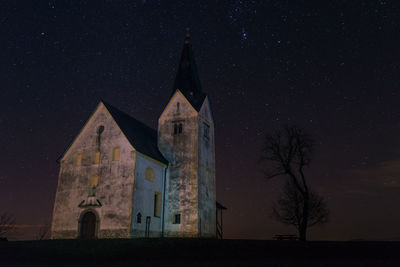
[274,234,297,240]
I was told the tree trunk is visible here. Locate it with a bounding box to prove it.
[299,223,307,241]
[299,192,309,241]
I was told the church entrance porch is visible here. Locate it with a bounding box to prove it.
[80,211,97,239]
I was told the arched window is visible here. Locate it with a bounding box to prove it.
[176,102,180,113]
[137,212,142,223]
[112,147,120,161]
[96,125,104,135]
[145,167,155,182]
[76,153,82,166]
[178,123,183,134]
[93,151,100,164]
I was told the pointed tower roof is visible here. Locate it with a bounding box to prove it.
[172,29,206,111]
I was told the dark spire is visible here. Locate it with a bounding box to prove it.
[172,29,206,110]
[185,27,190,44]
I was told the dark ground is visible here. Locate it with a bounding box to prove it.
[1,238,400,266]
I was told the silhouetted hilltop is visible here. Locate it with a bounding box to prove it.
[2,238,400,266]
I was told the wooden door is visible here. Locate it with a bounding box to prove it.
[80,211,96,239]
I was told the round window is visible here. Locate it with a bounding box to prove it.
[96,125,104,134]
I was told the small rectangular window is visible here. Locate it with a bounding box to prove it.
[89,174,99,187]
[203,123,210,139]
[93,151,100,164]
[154,192,161,217]
[173,122,183,135]
[113,147,120,161]
[173,213,181,224]
[76,153,82,166]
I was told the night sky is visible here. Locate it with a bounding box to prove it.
[1,0,400,241]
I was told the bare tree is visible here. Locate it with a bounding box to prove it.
[0,212,16,238]
[272,180,329,237]
[260,125,328,241]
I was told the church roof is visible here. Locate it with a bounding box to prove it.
[102,101,168,165]
[172,30,207,111]
[57,101,168,165]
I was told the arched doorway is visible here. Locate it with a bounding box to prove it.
[80,211,97,239]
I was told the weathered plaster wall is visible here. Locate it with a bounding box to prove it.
[158,91,216,237]
[51,103,135,239]
[130,152,165,237]
[198,98,216,237]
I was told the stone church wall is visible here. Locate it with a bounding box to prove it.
[51,104,135,239]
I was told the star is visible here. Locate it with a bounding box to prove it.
[241,27,247,40]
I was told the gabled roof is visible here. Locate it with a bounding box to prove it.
[58,101,168,165]
[172,31,207,111]
[102,101,168,165]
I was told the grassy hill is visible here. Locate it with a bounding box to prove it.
[1,238,400,266]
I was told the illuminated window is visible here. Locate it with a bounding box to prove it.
[88,174,98,196]
[145,167,155,182]
[89,174,99,187]
[76,153,82,166]
[93,151,100,164]
[154,192,161,217]
[137,212,142,224]
[112,147,120,161]
[173,213,181,224]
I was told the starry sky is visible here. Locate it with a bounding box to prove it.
[1,0,400,241]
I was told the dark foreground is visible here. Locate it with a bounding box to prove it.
[1,238,400,266]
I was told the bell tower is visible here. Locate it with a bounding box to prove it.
[158,30,216,237]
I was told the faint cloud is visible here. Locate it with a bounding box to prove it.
[349,159,400,189]
[337,189,381,197]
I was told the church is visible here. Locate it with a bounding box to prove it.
[50,32,220,239]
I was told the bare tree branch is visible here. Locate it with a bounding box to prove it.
[0,212,16,238]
